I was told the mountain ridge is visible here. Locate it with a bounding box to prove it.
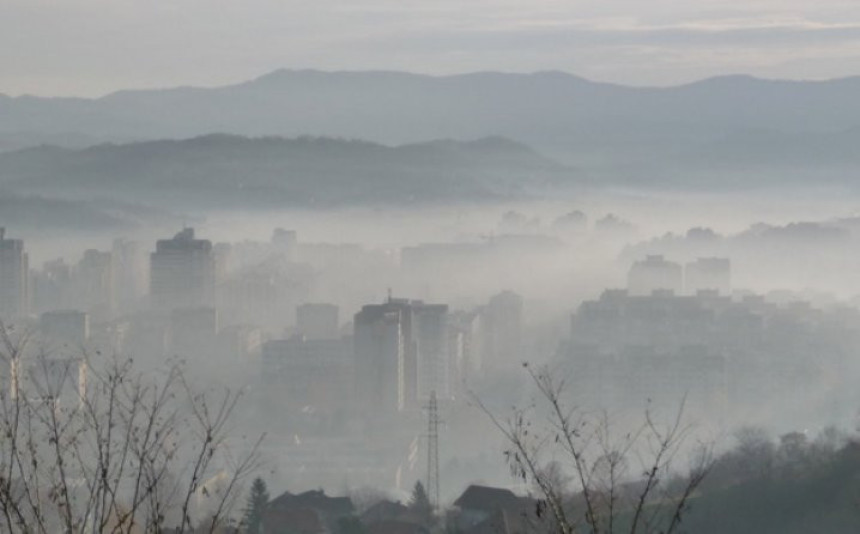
[6,69,860,101]
[0,133,574,208]
[4,69,860,190]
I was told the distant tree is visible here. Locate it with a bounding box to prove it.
[667,429,860,534]
[733,426,776,480]
[408,481,435,526]
[241,478,269,534]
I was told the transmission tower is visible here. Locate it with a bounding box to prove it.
[425,390,440,512]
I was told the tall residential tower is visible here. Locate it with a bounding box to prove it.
[150,228,215,309]
[0,228,29,319]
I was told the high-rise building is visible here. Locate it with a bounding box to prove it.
[112,239,148,311]
[354,299,411,413]
[628,255,683,296]
[413,304,450,400]
[24,357,87,406]
[168,306,219,360]
[218,324,264,361]
[32,258,71,313]
[272,228,298,261]
[0,228,29,319]
[40,310,90,348]
[685,257,731,295]
[261,336,353,411]
[74,249,115,320]
[150,228,215,309]
[448,311,479,393]
[479,291,523,369]
[296,303,340,340]
[353,297,451,413]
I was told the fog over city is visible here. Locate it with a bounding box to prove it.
[4,2,860,533]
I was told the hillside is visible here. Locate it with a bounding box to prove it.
[4,70,860,189]
[0,134,574,208]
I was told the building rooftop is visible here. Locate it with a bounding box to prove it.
[453,485,523,513]
[155,228,212,252]
[269,489,355,517]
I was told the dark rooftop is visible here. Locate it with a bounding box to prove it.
[453,485,523,513]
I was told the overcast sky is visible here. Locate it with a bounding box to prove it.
[2,0,860,97]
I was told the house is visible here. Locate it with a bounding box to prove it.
[451,485,533,531]
[462,509,535,534]
[264,490,355,534]
[263,506,326,534]
[366,520,429,534]
[360,500,412,524]
[360,500,430,534]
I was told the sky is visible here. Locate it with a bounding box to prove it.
[2,0,860,97]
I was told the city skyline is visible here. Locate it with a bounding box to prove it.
[3,1,859,531]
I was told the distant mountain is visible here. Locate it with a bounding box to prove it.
[0,192,172,232]
[0,131,112,153]
[650,126,860,188]
[0,134,573,208]
[4,69,860,188]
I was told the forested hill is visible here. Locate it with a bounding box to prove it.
[0,134,575,207]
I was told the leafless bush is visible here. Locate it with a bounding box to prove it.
[0,325,263,534]
[477,364,712,534]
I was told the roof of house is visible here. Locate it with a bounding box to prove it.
[366,520,430,534]
[360,500,411,524]
[463,509,540,534]
[263,505,326,534]
[269,489,355,518]
[453,485,523,513]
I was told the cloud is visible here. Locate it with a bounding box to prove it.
[365,18,860,51]
[2,1,860,95]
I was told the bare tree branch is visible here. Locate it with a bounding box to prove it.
[0,324,264,534]
[477,365,713,534]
